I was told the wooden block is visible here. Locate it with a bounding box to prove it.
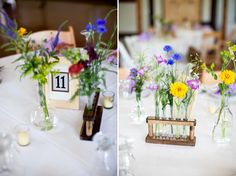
[145,117,197,146]
[83,92,100,121]
[80,106,103,141]
[190,126,195,140]
[145,135,196,146]
[148,123,153,137]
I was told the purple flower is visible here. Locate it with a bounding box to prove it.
[172,53,182,61]
[228,82,236,95]
[129,68,138,78]
[106,50,117,65]
[86,23,96,32]
[137,69,144,76]
[96,25,107,34]
[0,10,16,29]
[84,45,98,63]
[96,19,106,26]
[214,89,220,95]
[0,10,17,39]
[163,45,172,52]
[155,55,167,64]
[187,79,200,90]
[51,21,68,51]
[167,59,174,65]
[143,66,150,72]
[128,79,136,93]
[147,83,158,91]
[0,23,16,39]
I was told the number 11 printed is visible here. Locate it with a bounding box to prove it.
[51,72,69,92]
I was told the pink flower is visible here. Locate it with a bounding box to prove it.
[187,79,200,90]
[154,55,167,64]
[137,69,144,76]
[147,83,159,91]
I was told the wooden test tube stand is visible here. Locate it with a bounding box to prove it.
[80,92,103,141]
[146,117,196,146]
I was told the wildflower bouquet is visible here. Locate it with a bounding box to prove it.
[0,10,63,130]
[62,9,117,111]
[128,64,149,122]
[150,45,201,120]
[147,45,201,137]
[204,42,235,142]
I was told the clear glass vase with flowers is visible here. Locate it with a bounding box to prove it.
[0,10,67,131]
[204,42,236,143]
[62,9,117,112]
[149,45,201,138]
[128,65,149,124]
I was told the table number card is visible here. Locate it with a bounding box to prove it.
[46,56,79,109]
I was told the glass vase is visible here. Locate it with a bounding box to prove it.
[86,94,94,111]
[154,91,160,118]
[93,133,116,176]
[130,91,145,124]
[31,82,57,131]
[0,133,14,173]
[174,103,182,139]
[212,95,233,143]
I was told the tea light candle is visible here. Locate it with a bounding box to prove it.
[15,125,30,146]
[103,91,115,109]
[208,105,216,114]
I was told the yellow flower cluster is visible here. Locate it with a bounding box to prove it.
[219,70,235,85]
[170,82,188,98]
[17,27,27,36]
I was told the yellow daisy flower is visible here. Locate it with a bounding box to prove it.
[219,70,235,85]
[18,27,27,36]
[170,82,188,98]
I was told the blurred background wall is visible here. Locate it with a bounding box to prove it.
[120,0,236,38]
[0,0,117,57]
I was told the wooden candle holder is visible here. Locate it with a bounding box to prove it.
[145,117,196,146]
[80,92,103,141]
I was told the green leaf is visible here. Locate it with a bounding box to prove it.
[210,63,215,70]
[229,45,236,52]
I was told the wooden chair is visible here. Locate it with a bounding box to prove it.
[200,70,221,86]
[227,25,236,43]
[29,26,76,48]
[201,31,222,70]
[119,41,134,69]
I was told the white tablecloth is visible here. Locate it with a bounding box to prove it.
[0,54,117,176]
[124,28,208,61]
[119,91,236,176]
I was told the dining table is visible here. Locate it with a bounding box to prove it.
[0,54,117,176]
[119,72,236,176]
[124,27,212,61]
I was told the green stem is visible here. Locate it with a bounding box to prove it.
[38,82,49,120]
[38,82,53,131]
[155,90,159,118]
[136,91,142,120]
[221,120,226,138]
[87,94,93,111]
[212,94,225,139]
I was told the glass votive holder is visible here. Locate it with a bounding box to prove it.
[103,91,115,109]
[15,124,30,147]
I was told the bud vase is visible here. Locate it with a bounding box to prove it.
[212,95,233,143]
[130,91,145,124]
[86,94,94,111]
[31,82,57,131]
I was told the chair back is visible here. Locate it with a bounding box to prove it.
[119,41,134,69]
[29,26,76,48]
